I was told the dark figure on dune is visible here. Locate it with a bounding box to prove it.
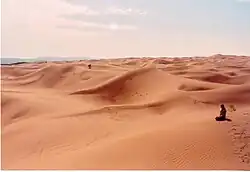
[215,104,227,121]
[88,64,92,69]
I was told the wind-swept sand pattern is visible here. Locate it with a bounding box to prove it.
[1,55,250,170]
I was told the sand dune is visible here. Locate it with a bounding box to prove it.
[1,55,250,170]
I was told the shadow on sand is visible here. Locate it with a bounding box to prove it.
[215,117,232,122]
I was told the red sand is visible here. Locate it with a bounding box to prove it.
[1,55,250,170]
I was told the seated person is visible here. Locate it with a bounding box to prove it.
[215,104,227,121]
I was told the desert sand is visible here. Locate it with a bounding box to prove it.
[1,54,250,170]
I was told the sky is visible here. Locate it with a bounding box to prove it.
[1,0,250,58]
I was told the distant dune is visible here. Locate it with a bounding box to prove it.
[1,55,250,170]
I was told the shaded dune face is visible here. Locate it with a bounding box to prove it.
[1,56,250,170]
[186,73,250,85]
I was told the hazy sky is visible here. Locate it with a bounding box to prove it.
[2,0,250,58]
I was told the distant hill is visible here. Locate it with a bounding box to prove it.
[1,58,28,65]
[0,57,95,65]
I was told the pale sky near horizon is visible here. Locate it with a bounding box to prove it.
[2,0,250,58]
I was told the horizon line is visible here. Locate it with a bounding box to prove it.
[1,54,250,59]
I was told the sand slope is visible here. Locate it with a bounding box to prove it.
[1,55,250,170]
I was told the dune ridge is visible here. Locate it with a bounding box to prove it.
[1,55,250,170]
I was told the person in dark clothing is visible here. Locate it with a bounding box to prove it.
[215,104,227,121]
[88,64,92,69]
